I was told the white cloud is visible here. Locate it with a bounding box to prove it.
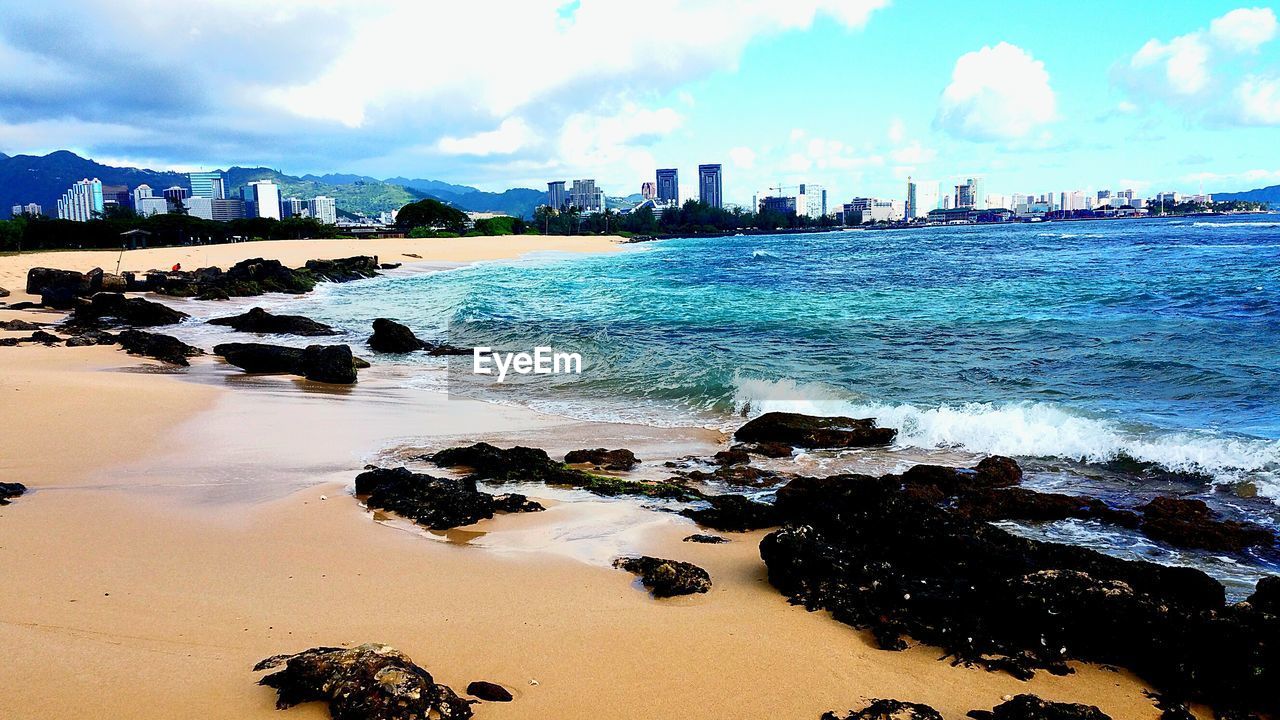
[1209,7,1278,52]
[437,118,536,156]
[1130,34,1211,95]
[729,146,757,169]
[1236,75,1280,124]
[887,117,905,143]
[889,142,936,164]
[935,42,1057,141]
[555,105,683,179]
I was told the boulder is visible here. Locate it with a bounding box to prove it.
[1247,575,1280,614]
[680,493,780,531]
[64,329,118,347]
[966,694,1111,720]
[1138,496,1275,552]
[117,330,203,366]
[2,329,63,346]
[0,481,26,505]
[368,318,428,353]
[213,342,358,384]
[208,307,338,336]
[25,267,88,296]
[354,466,543,530]
[732,441,794,458]
[254,644,472,720]
[823,699,944,720]
[900,456,1023,496]
[734,411,896,449]
[712,448,750,466]
[69,292,188,327]
[0,286,8,298]
[304,256,380,283]
[613,555,711,597]
[465,681,512,702]
[954,487,1140,528]
[301,344,358,384]
[379,263,402,270]
[4,301,41,310]
[683,534,728,544]
[0,319,43,331]
[563,448,639,471]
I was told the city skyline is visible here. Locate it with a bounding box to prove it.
[1,2,1278,207]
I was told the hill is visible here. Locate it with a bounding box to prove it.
[384,177,478,196]
[0,150,188,213]
[1214,184,1280,207]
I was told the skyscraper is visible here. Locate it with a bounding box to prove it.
[569,179,604,213]
[309,196,337,225]
[906,177,941,220]
[797,183,826,218]
[189,171,226,200]
[547,181,567,210]
[698,164,722,208]
[656,168,679,205]
[243,180,282,220]
[56,178,104,222]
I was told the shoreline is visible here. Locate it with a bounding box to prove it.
[0,233,1237,719]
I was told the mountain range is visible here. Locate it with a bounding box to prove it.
[1212,185,1280,206]
[0,151,550,219]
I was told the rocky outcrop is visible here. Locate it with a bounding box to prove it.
[758,473,1280,716]
[613,556,711,597]
[683,534,728,544]
[304,256,380,283]
[733,411,896,449]
[680,493,780,531]
[213,342,359,384]
[712,448,750,466]
[1248,575,1280,614]
[953,487,1141,527]
[254,644,472,720]
[354,466,543,530]
[822,699,944,720]
[465,681,512,702]
[0,286,8,298]
[899,455,1023,498]
[209,307,338,336]
[379,263,402,270]
[0,329,62,346]
[368,318,429,353]
[564,448,639,471]
[152,258,316,298]
[0,319,44,331]
[0,482,26,505]
[68,292,187,327]
[116,330,204,366]
[1138,496,1275,552]
[966,694,1112,720]
[26,267,89,298]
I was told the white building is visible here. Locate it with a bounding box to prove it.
[797,183,827,219]
[309,196,337,224]
[1060,190,1087,211]
[135,196,169,217]
[243,180,282,220]
[11,202,41,217]
[847,197,903,223]
[56,178,104,222]
[906,178,942,220]
[569,179,604,213]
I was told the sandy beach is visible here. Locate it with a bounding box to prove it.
[0,237,1196,719]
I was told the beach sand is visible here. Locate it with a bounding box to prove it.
[0,237,1192,719]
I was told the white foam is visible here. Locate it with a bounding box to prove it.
[1191,221,1280,228]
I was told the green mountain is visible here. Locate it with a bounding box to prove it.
[223,167,427,217]
[1213,185,1280,207]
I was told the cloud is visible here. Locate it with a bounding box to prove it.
[437,118,536,156]
[729,146,757,169]
[1236,75,1280,124]
[1130,34,1211,95]
[935,42,1057,141]
[887,117,905,143]
[889,142,936,164]
[1209,7,1278,52]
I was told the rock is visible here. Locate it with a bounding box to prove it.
[1138,496,1275,552]
[900,456,1023,496]
[0,482,26,505]
[0,286,8,298]
[379,263,402,270]
[354,466,543,530]
[466,681,512,702]
[823,699,944,720]
[40,286,80,309]
[304,256,381,283]
[99,273,128,293]
[117,330,203,366]
[208,307,338,336]
[683,534,729,544]
[301,344,358,384]
[425,343,470,356]
[25,267,88,296]
[254,644,472,720]
[0,319,43,331]
[954,487,1140,528]
[213,342,359,384]
[564,448,639,471]
[69,292,188,327]
[732,441,794,458]
[613,556,711,597]
[733,411,896,449]
[676,463,787,488]
[368,318,428,353]
[680,493,780,531]
[966,694,1112,720]
[18,330,62,345]
[713,448,750,466]
[1246,575,1280,614]
[64,329,118,347]
[4,301,41,310]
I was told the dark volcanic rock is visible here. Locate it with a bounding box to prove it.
[26,267,88,296]
[0,319,44,331]
[966,694,1111,720]
[1248,575,1280,614]
[0,482,26,505]
[1138,496,1275,552]
[954,487,1141,528]
[213,342,358,384]
[734,411,896,449]
[368,318,428,353]
[205,257,316,296]
[564,448,639,471]
[823,699,944,720]
[613,555,711,597]
[209,307,338,336]
[254,644,472,720]
[680,493,780,531]
[759,474,1280,716]
[354,466,543,530]
[0,286,8,298]
[901,455,1023,496]
[731,441,794,458]
[4,301,41,310]
[64,328,118,347]
[304,256,380,282]
[683,533,729,544]
[379,263,402,270]
[69,292,188,327]
[713,448,750,466]
[116,330,203,366]
[466,681,512,702]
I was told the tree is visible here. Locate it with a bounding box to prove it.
[396,198,468,233]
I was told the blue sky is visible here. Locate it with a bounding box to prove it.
[1,1,1277,205]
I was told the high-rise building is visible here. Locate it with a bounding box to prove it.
[656,168,679,205]
[954,177,985,209]
[211,198,247,222]
[135,196,169,217]
[906,178,942,220]
[186,196,214,220]
[641,182,656,200]
[189,171,226,200]
[56,178,104,222]
[569,179,603,213]
[698,164,722,208]
[797,183,826,218]
[309,196,337,225]
[163,186,190,203]
[547,181,567,210]
[281,197,308,218]
[243,180,282,220]
[1060,190,1087,211]
[101,184,129,209]
[10,202,42,217]
[759,196,797,216]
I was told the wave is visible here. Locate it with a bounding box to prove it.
[1192,221,1280,228]
[731,376,1280,499]
[750,249,782,260]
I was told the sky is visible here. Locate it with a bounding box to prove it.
[1,0,1279,206]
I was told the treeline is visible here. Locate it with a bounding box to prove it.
[0,214,341,252]
[1147,200,1268,215]
[529,200,840,236]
